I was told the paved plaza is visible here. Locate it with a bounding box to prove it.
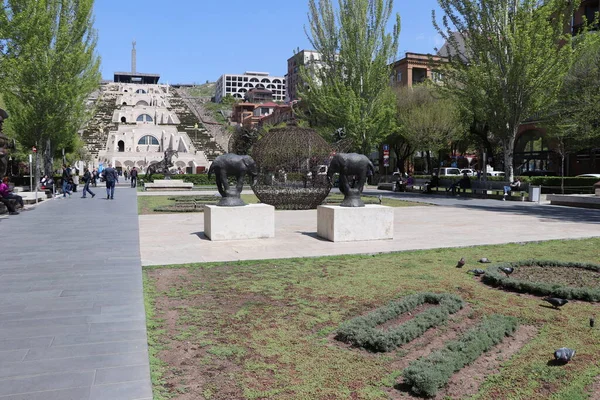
[0,186,599,399]
[139,190,600,266]
[0,185,151,400]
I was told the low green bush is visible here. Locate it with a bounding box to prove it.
[482,260,600,301]
[402,314,518,397]
[335,293,463,352]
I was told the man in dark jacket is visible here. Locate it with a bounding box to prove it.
[61,164,72,198]
[130,167,138,188]
[81,167,95,198]
[103,163,118,200]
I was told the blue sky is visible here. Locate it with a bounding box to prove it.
[93,0,444,83]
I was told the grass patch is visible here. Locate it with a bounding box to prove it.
[144,238,600,399]
[482,260,600,301]
[402,314,518,397]
[335,292,463,352]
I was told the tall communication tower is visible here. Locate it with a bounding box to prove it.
[131,40,137,74]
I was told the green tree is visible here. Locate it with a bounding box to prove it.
[434,0,577,180]
[543,32,600,191]
[391,85,464,173]
[0,0,101,176]
[299,0,401,154]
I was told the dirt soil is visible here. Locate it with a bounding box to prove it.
[587,374,600,400]
[389,324,538,400]
[512,265,600,289]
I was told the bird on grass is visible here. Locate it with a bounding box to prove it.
[499,267,514,277]
[456,257,466,268]
[543,297,569,310]
[478,258,491,263]
[467,269,485,276]
[590,317,595,328]
[378,195,383,204]
[554,347,575,363]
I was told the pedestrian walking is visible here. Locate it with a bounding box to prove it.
[103,163,118,200]
[124,169,129,181]
[92,168,98,187]
[81,168,96,198]
[61,164,72,198]
[130,167,138,188]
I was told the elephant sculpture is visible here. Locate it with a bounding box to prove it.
[327,153,375,207]
[208,153,258,206]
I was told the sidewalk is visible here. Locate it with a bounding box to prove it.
[0,187,151,400]
[139,201,600,266]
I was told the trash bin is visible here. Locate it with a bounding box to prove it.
[529,185,541,202]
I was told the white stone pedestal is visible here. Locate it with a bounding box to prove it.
[317,205,394,242]
[204,204,275,241]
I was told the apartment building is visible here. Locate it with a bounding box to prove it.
[214,71,286,103]
[285,50,324,102]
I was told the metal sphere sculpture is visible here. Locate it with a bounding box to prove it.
[251,123,332,210]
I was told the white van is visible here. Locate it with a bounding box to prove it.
[433,167,462,176]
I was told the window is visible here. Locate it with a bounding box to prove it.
[136,89,147,94]
[397,71,402,82]
[136,114,153,122]
[138,135,159,145]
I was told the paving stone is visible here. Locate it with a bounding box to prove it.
[0,189,150,397]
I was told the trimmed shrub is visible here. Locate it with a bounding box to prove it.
[335,293,463,352]
[402,314,518,397]
[482,260,600,302]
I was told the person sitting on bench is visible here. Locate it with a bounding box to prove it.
[424,173,439,194]
[503,178,521,199]
[447,172,471,195]
[0,176,23,208]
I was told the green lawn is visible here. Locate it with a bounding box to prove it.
[144,238,600,400]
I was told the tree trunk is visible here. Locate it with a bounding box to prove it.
[561,152,565,194]
[43,138,53,177]
[503,135,516,182]
[426,151,432,173]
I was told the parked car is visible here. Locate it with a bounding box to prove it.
[433,167,461,176]
[487,171,505,177]
[575,174,600,178]
[460,168,476,176]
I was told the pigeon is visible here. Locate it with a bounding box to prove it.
[590,317,595,328]
[554,347,576,363]
[499,267,514,277]
[478,258,491,263]
[456,257,466,268]
[543,297,569,310]
[467,269,485,276]
[378,195,383,204]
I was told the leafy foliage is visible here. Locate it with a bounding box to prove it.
[335,292,463,352]
[299,0,401,153]
[0,0,101,176]
[402,314,518,397]
[482,260,600,301]
[434,0,577,180]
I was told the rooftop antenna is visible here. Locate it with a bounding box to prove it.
[131,40,137,74]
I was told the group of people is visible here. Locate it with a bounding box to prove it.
[59,164,139,200]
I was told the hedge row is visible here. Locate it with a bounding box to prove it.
[413,175,599,186]
[402,314,518,397]
[145,174,217,185]
[482,260,600,301]
[335,293,464,352]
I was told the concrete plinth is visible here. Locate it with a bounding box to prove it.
[144,179,193,191]
[317,205,394,242]
[204,204,275,241]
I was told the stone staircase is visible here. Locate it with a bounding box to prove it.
[169,91,225,162]
[80,87,119,158]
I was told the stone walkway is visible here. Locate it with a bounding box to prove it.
[0,185,151,400]
[140,196,600,266]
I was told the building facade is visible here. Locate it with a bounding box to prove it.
[285,50,324,102]
[214,72,286,103]
[94,83,210,174]
[390,52,445,87]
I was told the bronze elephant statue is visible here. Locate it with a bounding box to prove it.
[327,153,375,207]
[208,153,258,206]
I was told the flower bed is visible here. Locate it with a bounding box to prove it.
[482,260,600,301]
[402,314,518,397]
[335,292,464,352]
